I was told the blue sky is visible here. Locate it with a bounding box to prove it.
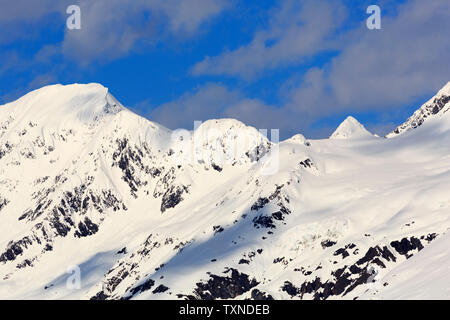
[0,0,449,139]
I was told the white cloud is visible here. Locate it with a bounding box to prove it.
[189,0,450,136]
[166,0,450,138]
[192,0,347,79]
[0,0,230,63]
[0,0,63,44]
[61,0,230,64]
[287,0,450,115]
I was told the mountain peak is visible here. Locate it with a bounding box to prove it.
[195,118,249,131]
[330,116,372,140]
[1,83,124,127]
[387,82,450,138]
[284,133,311,146]
[193,118,270,145]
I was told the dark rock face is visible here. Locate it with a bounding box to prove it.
[334,248,350,259]
[112,137,149,198]
[282,281,300,297]
[91,291,109,300]
[299,158,314,168]
[0,197,9,212]
[251,289,274,300]
[251,197,270,211]
[281,245,392,299]
[152,284,169,294]
[2,174,125,265]
[333,243,357,259]
[117,247,127,255]
[160,185,188,213]
[153,167,190,214]
[0,237,33,263]
[390,237,423,258]
[91,265,131,300]
[213,225,224,235]
[280,234,439,300]
[129,278,156,296]
[0,142,13,160]
[252,205,291,229]
[390,94,450,136]
[251,185,291,230]
[246,142,271,162]
[422,233,438,243]
[321,240,337,248]
[285,267,366,300]
[75,217,99,238]
[356,245,396,265]
[189,268,259,300]
[19,177,123,225]
[253,215,276,229]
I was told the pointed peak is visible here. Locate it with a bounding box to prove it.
[341,116,360,125]
[330,116,372,140]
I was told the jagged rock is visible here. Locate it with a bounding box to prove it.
[191,268,259,300]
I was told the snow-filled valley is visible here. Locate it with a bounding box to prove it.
[0,82,449,300]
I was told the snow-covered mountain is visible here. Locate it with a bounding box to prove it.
[1,82,450,300]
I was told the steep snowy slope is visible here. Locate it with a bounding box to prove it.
[387,81,450,138]
[360,232,450,300]
[0,83,449,300]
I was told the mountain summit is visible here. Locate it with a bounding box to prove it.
[0,83,125,128]
[330,116,373,140]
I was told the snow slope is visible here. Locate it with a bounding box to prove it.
[360,232,450,300]
[0,82,449,300]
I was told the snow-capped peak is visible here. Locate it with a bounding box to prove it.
[192,118,272,165]
[284,133,310,146]
[193,118,268,143]
[330,116,372,140]
[387,82,450,138]
[0,83,124,128]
